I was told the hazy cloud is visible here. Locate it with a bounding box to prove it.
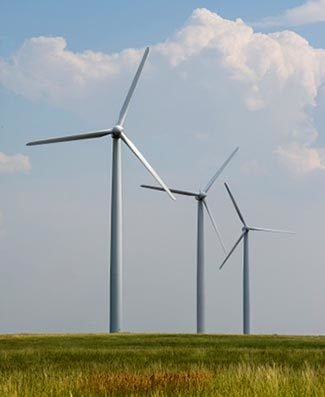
[0,152,31,173]
[275,144,325,173]
[255,0,325,27]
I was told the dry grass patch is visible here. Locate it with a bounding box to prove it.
[82,369,213,394]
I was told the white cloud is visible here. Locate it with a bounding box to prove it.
[0,153,31,173]
[0,36,143,105]
[275,144,325,173]
[255,0,325,27]
[1,8,325,174]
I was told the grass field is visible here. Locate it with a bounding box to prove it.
[0,334,324,396]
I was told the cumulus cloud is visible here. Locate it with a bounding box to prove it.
[0,153,31,173]
[255,0,325,27]
[0,36,142,105]
[1,8,325,173]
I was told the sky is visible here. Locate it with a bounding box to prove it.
[1,0,325,335]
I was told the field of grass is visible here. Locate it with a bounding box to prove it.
[0,333,324,396]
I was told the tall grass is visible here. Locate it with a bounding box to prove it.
[0,334,324,396]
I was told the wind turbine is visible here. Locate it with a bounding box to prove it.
[26,47,176,333]
[220,182,293,335]
[141,147,239,333]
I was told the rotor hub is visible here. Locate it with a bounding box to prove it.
[112,125,124,138]
[196,191,207,201]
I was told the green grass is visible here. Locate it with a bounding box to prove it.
[0,334,324,396]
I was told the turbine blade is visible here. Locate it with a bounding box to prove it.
[219,232,246,270]
[121,132,175,200]
[141,185,199,197]
[26,130,112,146]
[203,200,226,254]
[224,182,246,226]
[249,227,295,234]
[117,47,150,126]
[204,147,239,193]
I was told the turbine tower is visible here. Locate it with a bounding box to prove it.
[26,47,176,333]
[220,182,293,335]
[141,147,239,333]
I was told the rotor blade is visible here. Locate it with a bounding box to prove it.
[249,227,295,234]
[26,130,112,146]
[219,231,246,270]
[141,184,199,197]
[117,47,150,126]
[121,132,175,200]
[204,147,239,193]
[203,200,226,254]
[224,182,246,226]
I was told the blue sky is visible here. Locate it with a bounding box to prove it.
[1,1,325,334]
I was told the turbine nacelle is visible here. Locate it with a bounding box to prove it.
[196,191,207,201]
[111,125,124,138]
